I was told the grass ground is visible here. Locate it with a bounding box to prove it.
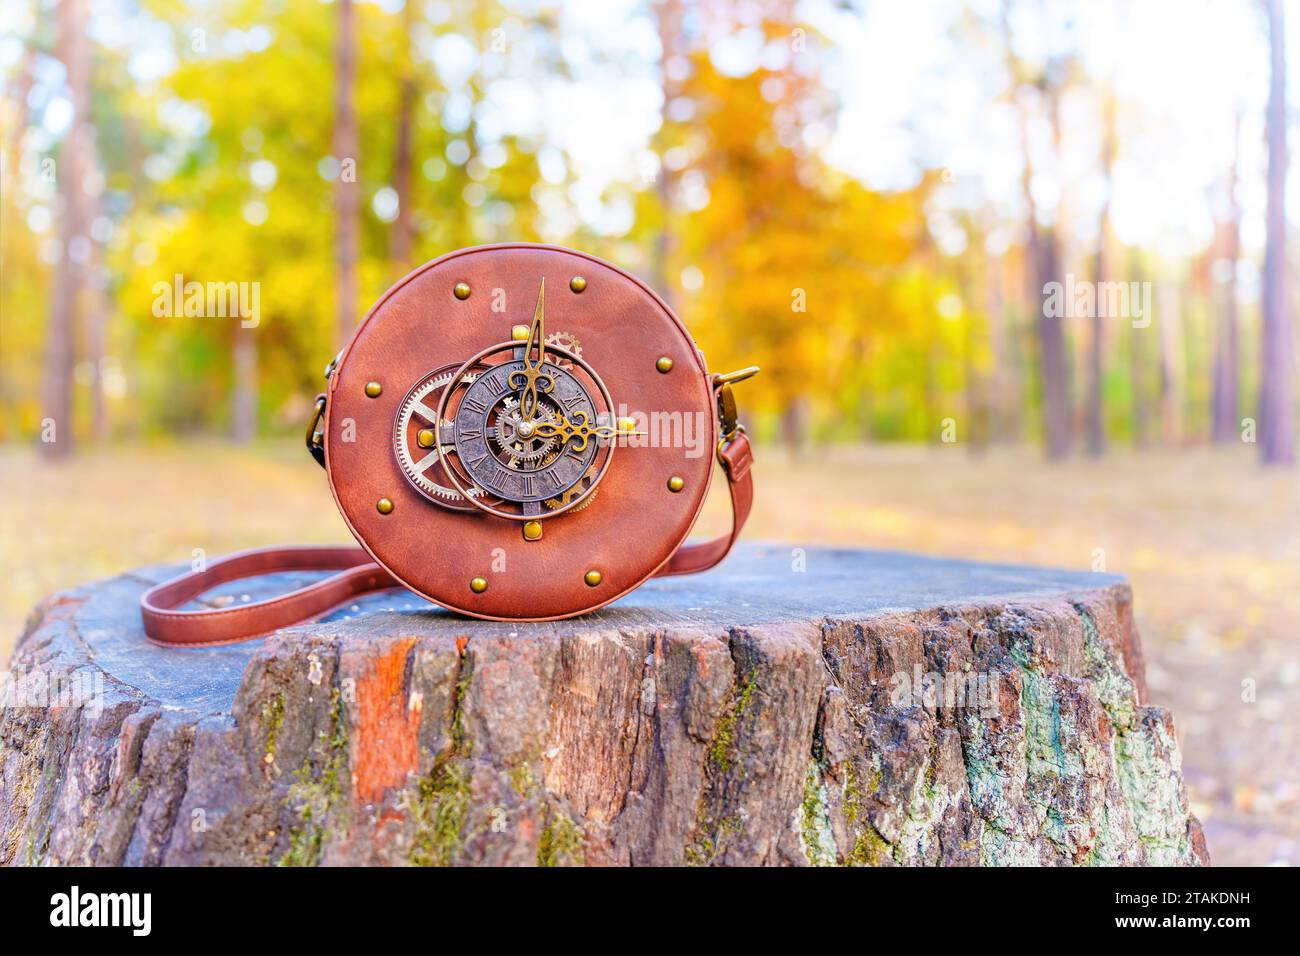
[2,440,1296,865]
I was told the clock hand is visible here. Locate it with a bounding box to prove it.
[507,279,554,420]
[534,412,643,453]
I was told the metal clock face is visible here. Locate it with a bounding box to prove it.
[392,276,625,523]
[451,359,598,507]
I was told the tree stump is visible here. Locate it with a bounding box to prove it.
[1,543,1208,867]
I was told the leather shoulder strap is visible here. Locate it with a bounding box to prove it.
[653,431,752,577]
[140,433,754,647]
[140,547,398,647]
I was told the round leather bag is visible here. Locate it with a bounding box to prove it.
[324,243,720,621]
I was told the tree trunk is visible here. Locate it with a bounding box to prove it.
[1129,251,1150,447]
[2,545,1209,867]
[1014,59,1071,461]
[390,0,416,275]
[40,0,91,461]
[651,0,684,311]
[1037,228,1072,459]
[1211,110,1243,444]
[230,325,257,444]
[1086,92,1116,458]
[1039,71,1073,461]
[1259,0,1295,465]
[87,193,111,438]
[984,251,1005,442]
[333,0,360,349]
[1157,279,1183,445]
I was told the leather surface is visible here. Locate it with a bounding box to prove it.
[326,243,721,620]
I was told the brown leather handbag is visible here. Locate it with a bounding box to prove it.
[141,243,757,645]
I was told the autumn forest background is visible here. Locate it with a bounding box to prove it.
[2,0,1299,864]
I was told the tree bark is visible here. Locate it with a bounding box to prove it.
[40,0,91,460]
[333,0,360,349]
[2,545,1208,867]
[1259,0,1295,465]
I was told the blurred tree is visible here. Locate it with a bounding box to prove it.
[999,0,1075,459]
[41,0,92,460]
[1128,250,1151,447]
[333,0,360,352]
[1259,0,1294,465]
[1086,88,1116,457]
[1157,276,1183,444]
[390,0,416,277]
[1211,108,1243,444]
[651,0,685,310]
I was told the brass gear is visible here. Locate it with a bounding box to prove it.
[491,396,560,463]
[394,369,487,505]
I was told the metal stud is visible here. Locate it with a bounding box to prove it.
[376,497,394,515]
[667,475,685,493]
[655,356,673,374]
[454,282,471,300]
[511,324,530,341]
[470,576,488,593]
[365,380,383,398]
[523,520,543,541]
[417,428,436,448]
[569,275,587,293]
[584,569,602,587]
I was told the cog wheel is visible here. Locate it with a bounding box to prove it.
[492,396,560,463]
[394,368,488,506]
[544,330,582,368]
[543,462,600,513]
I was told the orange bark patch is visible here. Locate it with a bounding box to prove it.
[351,636,421,805]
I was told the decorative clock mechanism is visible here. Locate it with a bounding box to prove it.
[393,279,635,535]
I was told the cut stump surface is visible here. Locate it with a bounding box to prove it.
[1,543,1208,866]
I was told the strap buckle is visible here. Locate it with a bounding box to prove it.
[714,366,759,463]
[305,394,327,468]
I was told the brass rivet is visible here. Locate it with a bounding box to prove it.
[365,380,383,398]
[470,576,488,593]
[376,497,394,515]
[417,428,436,448]
[667,475,684,493]
[569,275,587,293]
[584,569,602,587]
[454,281,471,300]
[655,356,673,373]
[523,520,543,541]
[511,324,529,341]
